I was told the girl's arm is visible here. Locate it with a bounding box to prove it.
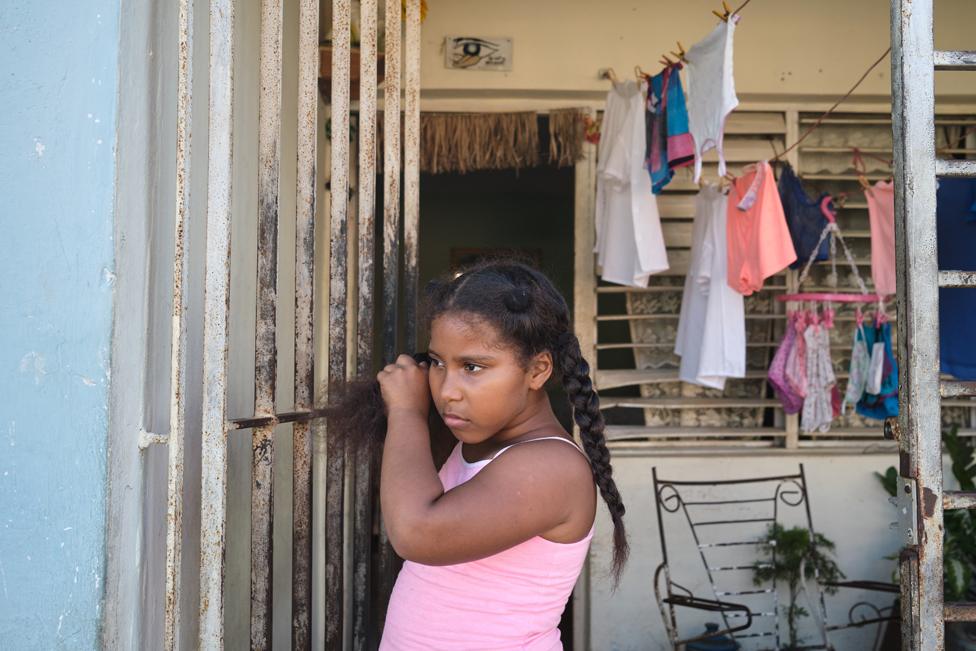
[378,355,594,566]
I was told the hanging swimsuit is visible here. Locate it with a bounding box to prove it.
[843,322,871,415]
[856,320,899,421]
[801,313,836,434]
[785,311,809,398]
[768,312,804,414]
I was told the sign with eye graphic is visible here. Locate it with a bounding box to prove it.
[445,36,513,71]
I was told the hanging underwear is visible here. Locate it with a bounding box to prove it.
[768,313,804,414]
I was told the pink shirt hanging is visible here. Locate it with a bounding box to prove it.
[866,180,896,296]
[726,161,797,295]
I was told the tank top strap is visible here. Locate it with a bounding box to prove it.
[490,436,589,463]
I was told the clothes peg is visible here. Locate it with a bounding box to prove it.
[712,1,733,21]
[670,41,689,64]
[634,65,648,80]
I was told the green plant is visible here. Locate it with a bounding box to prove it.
[876,425,976,601]
[753,524,845,650]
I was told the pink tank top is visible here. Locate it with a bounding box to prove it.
[380,437,594,651]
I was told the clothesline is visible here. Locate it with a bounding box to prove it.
[773,47,893,161]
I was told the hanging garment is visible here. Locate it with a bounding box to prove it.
[785,311,809,398]
[675,184,746,389]
[768,314,804,414]
[866,180,897,296]
[665,66,695,173]
[646,69,672,194]
[856,321,899,421]
[686,16,739,183]
[843,325,871,414]
[777,163,832,270]
[645,66,695,194]
[801,320,836,434]
[937,178,976,380]
[726,161,797,295]
[595,80,669,287]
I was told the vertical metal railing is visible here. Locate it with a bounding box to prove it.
[199,0,235,645]
[375,0,403,633]
[163,0,193,648]
[892,1,976,648]
[352,0,379,648]
[326,0,352,648]
[250,0,284,646]
[159,0,420,647]
[403,0,421,349]
[292,0,320,647]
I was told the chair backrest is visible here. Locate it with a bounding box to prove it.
[652,464,829,649]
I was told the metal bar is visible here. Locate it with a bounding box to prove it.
[935,158,976,178]
[934,50,976,70]
[941,381,976,398]
[403,0,421,350]
[231,409,323,430]
[292,0,319,646]
[199,0,234,644]
[375,0,403,635]
[352,0,378,648]
[938,270,976,288]
[943,491,976,511]
[164,1,193,648]
[326,0,351,647]
[891,1,944,648]
[945,603,976,622]
[250,0,283,645]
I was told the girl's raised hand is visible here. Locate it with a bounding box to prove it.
[377,354,430,416]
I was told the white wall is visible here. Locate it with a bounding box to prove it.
[587,452,951,651]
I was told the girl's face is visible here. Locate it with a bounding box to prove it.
[427,313,551,444]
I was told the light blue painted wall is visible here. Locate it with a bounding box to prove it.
[0,2,120,648]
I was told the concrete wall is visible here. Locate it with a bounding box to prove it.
[0,2,120,648]
[417,0,975,101]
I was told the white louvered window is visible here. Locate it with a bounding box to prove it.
[592,107,976,451]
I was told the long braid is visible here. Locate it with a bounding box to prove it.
[557,331,629,583]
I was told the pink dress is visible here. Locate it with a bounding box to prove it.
[380,437,594,651]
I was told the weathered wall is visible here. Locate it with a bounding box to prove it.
[0,2,120,648]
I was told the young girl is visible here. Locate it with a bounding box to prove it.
[376,260,628,650]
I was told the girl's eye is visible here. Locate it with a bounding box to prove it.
[463,363,483,373]
[429,358,445,368]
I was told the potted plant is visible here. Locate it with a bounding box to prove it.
[753,524,845,650]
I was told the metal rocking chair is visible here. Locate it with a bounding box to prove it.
[652,465,899,650]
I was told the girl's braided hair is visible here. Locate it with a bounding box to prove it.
[326,258,629,580]
[425,259,629,581]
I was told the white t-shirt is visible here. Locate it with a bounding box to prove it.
[674,184,746,389]
[595,80,669,287]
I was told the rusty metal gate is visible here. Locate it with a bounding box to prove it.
[160,0,422,648]
[891,1,976,648]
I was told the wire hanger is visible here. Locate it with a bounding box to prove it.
[599,67,620,83]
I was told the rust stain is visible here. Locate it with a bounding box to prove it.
[922,486,937,518]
